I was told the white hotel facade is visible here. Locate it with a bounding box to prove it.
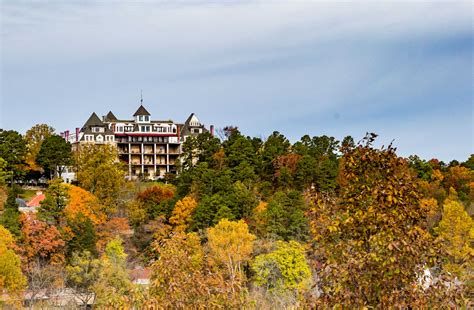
[62,104,210,180]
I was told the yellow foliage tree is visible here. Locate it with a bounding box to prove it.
[435,198,474,289]
[74,144,126,213]
[169,196,198,232]
[207,219,256,290]
[0,225,26,299]
[150,232,209,307]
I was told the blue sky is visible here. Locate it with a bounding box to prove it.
[1,1,472,162]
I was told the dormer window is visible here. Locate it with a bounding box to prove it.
[139,116,143,122]
[144,116,149,122]
[92,127,104,133]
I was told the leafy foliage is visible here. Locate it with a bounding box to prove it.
[263,191,310,242]
[0,187,21,237]
[19,213,65,264]
[309,134,453,307]
[38,178,69,226]
[0,225,26,295]
[36,135,72,178]
[94,237,132,307]
[75,144,126,212]
[207,219,256,287]
[0,129,28,181]
[435,197,473,290]
[25,124,55,171]
[251,240,311,291]
[169,196,198,232]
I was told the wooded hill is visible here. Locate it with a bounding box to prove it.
[0,126,472,308]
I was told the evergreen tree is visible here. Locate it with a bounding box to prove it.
[264,191,310,242]
[38,178,69,226]
[36,135,72,179]
[0,129,28,183]
[67,214,98,257]
[0,187,21,237]
[192,194,227,231]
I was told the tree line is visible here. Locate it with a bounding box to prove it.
[0,124,472,308]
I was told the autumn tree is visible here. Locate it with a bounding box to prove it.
[150,232,211,307]
[435,198,473,291]
[443,166,473,205]
[36,135,72,179]
[93,237,132,307]
[207,219,256,292]
[96,217,131,253]
[0,225,26,299]
[19,213,65,264]
[66,250,100,307]
[19,214,66,306]
[25,124,55,171]
[150,231,238,307]
[74,143,126,213]
[65,185,107,226]
[252,240,311,291]
[169,196,198,232]
[135,184,175,221]
[309,134,451,307]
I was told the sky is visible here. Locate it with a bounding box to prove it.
[1,0,472,162]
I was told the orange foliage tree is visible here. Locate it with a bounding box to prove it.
[96,217,131,253]
[65,185,107,226]
[169,196,198,232]
[19,213,65,264]
[129,185,175,226]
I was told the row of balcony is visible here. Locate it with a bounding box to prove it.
[128,160,177,165]
[118,149,180,155]
[115,137,179,144]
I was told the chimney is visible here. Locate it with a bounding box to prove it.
[65,130,70,141]
[210,125,214,137]
[75,128,80,142]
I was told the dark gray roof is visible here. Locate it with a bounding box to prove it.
[184,113,196,125]
[83,112,103,128]
[133,105,151,116]
[104,111,117,121]
[82,126,114,136]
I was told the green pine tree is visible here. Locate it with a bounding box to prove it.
[0,187,21,237]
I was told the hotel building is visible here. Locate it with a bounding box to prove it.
[62,104,209,179]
